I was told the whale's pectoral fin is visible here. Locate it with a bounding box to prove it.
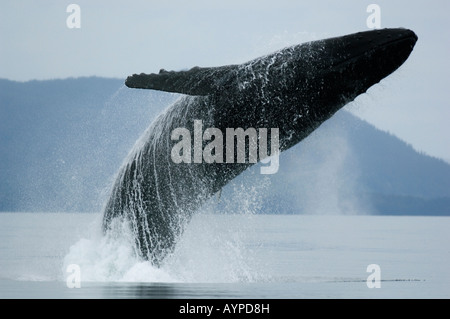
[125,65,237,96]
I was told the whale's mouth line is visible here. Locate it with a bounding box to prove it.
[331,32,418,72]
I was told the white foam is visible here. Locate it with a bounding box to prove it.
[62,210,264,283]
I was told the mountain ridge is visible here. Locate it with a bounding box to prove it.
[1,77,449,215]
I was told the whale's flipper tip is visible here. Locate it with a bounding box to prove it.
[124,66,231,96]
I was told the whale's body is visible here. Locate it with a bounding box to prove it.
[102,28,417,266]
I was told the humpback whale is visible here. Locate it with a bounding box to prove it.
[102,28,417,266]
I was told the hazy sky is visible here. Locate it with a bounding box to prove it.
[1,0,449,161]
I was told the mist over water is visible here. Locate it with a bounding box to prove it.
[62,89,371,284]
[291,119,372,215]
[63,196,267,284]
[64,151,273,284]
[62,127,366,285]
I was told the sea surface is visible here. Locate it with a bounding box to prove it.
[0,212,449,299]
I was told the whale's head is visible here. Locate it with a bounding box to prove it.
[289,28,418,110]
[234,28,418,149]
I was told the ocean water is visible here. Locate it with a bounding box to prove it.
[0,212,449,299]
